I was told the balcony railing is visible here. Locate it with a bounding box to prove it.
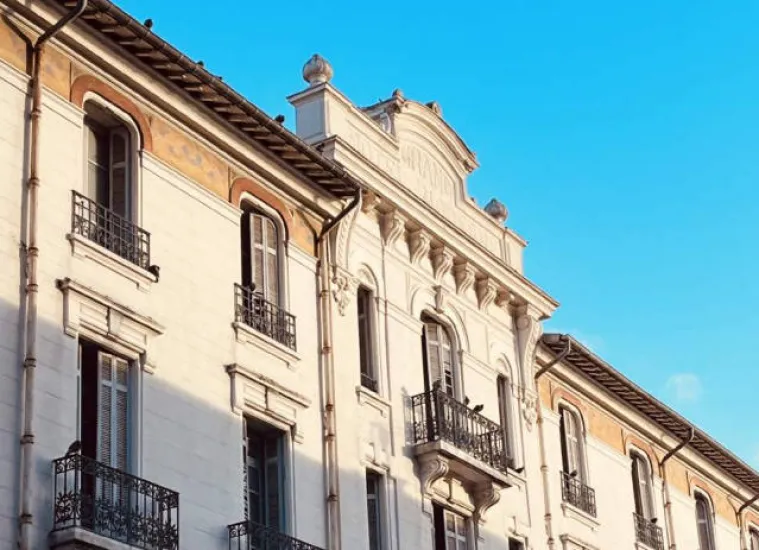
[234,284,297,351]
[228,520,325,550]
[410,388,510,473]
[634,513,664,550]
[71,190,151,269]
[560,471,597,517]
[52,454,179,550]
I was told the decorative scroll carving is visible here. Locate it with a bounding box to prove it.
[453,261,476,295]
[330,194,362,270]
[361,190,380,213]
[431,245,455,282]
[380,210,405,246]
[418,455,450,496]
[434,285,448,313]
[471,481,501,524]
[521,390,538,431]
[515,306,543,387]
[332,267,359,316]
[475,277,498,311]
[408,228,431,266]
[495,289,513,308]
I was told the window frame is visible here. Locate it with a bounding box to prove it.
[497,373,515,466]
[82,94,141,225]
[749,527,759,550]
[630,450,656,520]
[240,196,289,311]
[558,404,587,483]
[365,469,385,550]
[421,314,460,399]
[694,491,716,550]
[357,285,380,393]
[433,504,471,550]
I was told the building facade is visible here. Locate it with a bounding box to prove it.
[0,2,758,550]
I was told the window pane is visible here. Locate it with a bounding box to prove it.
[366,472,381,550]
[358,288,375,388]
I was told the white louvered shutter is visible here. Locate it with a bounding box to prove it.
[249,213,279,305]
[561,408,582,478]
[424,322,454,396]
[696,496,715,550]
[109,128,130,220]
[97,352,129,471]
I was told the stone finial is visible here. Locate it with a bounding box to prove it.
[426,101,443,117]
[302,54,334,86]
[484,198,508,224]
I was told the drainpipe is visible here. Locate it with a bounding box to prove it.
[315,188,361,550]
[534,334,571,550]
[737,494,759,550]
[17,2,89,550]
[658,427,695,550]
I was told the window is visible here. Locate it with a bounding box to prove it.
[422,318,455,396]
[497,375,513,465]
[358,286,378,392]
[433,505,468,550]
[631,452,655,520]
[750,528,759,550]
[243,418,285,531]
[695,493,715,550]
[559,406,585,480]
[508,539,525,550]
[80,340,130,471]
[366,471,383,550]
[85,102,133,221]
[241,209,280,305]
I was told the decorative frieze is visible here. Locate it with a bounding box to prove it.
[452,260,476,295]
[408,228,431,266]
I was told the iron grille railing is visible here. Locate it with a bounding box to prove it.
[560,471,597,517]
[234,284,297,351]
[228,520,325,550]
[71,190,151,269]
[634,513,664,550]
[52,454,179,550]
[410,388,510,473]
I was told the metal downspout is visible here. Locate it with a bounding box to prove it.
[658,427,695,550]
[737,494,759,550]
[316,188,361,550]
[534,334,571,550]
[18,2,89,549]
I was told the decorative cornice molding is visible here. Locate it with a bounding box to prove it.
[430,244,455,282]
[453,260,476,295]
[380,210,405,246]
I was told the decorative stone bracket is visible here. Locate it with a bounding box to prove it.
[57,277,164,372]
[227,363,311,443]
[431,245,455,282]
[380,210,405,246]
[408,228,431,266]
[332,266,359,316]
[520,389,539,431]
[453,260,476,295]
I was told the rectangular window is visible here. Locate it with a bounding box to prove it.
[241,210,280,305]
[559,407,583,480]
[244,418,285,531]
[631,454,654,520]
[80,341,130,471]
[508,539,525,550]
[85,115,132,220]
[423,320,454,396]
[358,287,377,392]
[497,376,513,465]
[366,471,382,550]
[433,505,468,550]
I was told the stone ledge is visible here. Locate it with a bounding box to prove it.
[49,527,135,550]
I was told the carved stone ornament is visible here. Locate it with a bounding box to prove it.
[495,289,513,308]
[431,245,455,282]
[471,481,501,524]
[380,210,405,246]
[302,54,334,85]
[515,308,543,385]
[484,198,509,224]
[361,190,380,213]
[332,267,359,316]
[330,194,362,271]
[521,391,538,431]
[418,455,449,496]
[475,277,498,311]
[408,228,431,266]
[453,261,476,295]
[434,285,449,313]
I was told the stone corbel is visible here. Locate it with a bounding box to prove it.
[418,454,450,496]
[380,210,405,246]
[514,304,543,386]
[408,228,431,266]
[332,266,359,316]
[495,289,514,309]
[475,277,498,311]
[453,260,476,295]
[471,481,502,524]
[361,190,380,214]
[430,245,455,282]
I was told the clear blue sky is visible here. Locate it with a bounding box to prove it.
[115,0,759,464]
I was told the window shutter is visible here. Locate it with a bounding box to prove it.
[97,352,129,471]
[440,329,454,396]
[751,530,759,550]
[264,217,279,304]
[109,128,130,219]
[561,409,580,475]
[497,376,511,461]
[251,214,265,292]
[241,211,252,287]
[631,455,643,516]
[424,323,442,391]
[696,497,714,550]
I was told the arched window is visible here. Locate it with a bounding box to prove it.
[750,528,759,550]
[559,406,585,480]
[695,493,716,550]
[241,208,280,305]
[631,451,655,520]
[422,317,455,397]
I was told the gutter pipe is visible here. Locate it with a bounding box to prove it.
[534,334,571,550]
[315,188,361,550]
[18,2,89,550]
[658,427,695,550]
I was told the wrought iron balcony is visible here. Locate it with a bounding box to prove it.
[410,388,510,473]
[560,471,597,517]
[634,513,664,550]
[228,520,324,550]
[234,284,297,351]
[71,190,151,269]
[52,454,179,550]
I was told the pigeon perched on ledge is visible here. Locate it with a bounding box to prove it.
[66,440,81,456]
